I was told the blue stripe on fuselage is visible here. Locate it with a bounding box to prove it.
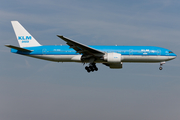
[11,45,177,56]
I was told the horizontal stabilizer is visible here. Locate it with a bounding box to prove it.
[5,45,32,52]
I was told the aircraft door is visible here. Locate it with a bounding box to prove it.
[42,49,47,55]
[157,50,161,55]
[129,49,133,55]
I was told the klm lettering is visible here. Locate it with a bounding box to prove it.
[18,36,32,40]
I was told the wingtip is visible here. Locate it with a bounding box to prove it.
[57,35,65,39]
[5,44,10,47]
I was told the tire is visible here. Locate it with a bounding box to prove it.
[85,66,90,72]
[94,67,98,71]
[159,67,163,70]
[89,66,94,72]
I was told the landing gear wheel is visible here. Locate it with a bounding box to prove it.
[85,66,90,73]
[89,66,94,72]
[84,63,98,72]
[159,62,165,71]
[159,67,163,70]
[94,67,98,71]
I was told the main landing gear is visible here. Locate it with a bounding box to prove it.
[85,63,98,73]
[159,61,165,70]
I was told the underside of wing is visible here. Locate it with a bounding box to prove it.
[57,35,105,57]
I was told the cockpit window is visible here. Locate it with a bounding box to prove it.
[169,51,173,53]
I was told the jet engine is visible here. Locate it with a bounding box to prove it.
[103,53,123,69]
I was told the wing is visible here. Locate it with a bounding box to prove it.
[57,35,105,57]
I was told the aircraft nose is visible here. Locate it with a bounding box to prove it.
[172,53,177,59]
[168,53,177,60]
[175,54,177,58]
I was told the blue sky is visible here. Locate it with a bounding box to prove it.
[0,0,180,120]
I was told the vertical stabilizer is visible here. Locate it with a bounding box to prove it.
[11,21,41,47]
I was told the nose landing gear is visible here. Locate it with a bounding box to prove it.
[159,66,163,70]
[85,63,98,73]
[159,61,165,70]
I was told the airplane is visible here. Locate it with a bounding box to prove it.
[5,21,177,72]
